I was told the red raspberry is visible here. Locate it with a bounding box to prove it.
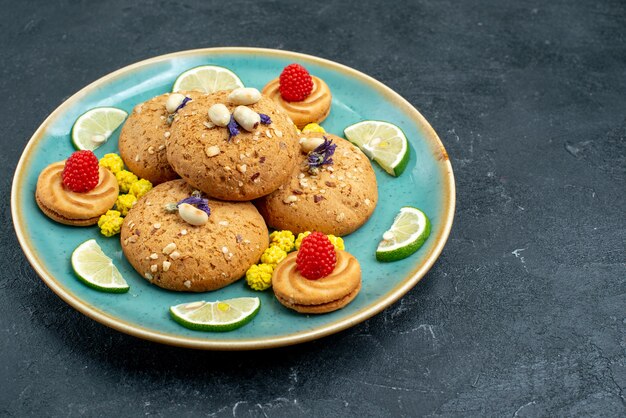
[279,63,314,102]
[61,150,100,193]
[296,232,337,280]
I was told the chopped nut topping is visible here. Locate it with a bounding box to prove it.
[218,220,229,226]
[364,199,371,206]
[205,145,220,158]
[298,173,305,179]
[153,223,161,229]
[162,261,171,272]
[144,272,153,280]
[183,280,192,289]
[169,251,181,260]
[134,155,140,162]
[320,189,326,194]
[283,195,298,204]
[221,246,229,254]
[203,121,215,129]
[163,243,177,255]
[239,153,246,160]
[158,144,165,151]
[336,212,346,222]
[148,146,155,155]
[265,130,273,138]
[164,131,171,138]
[237,164,247,173]
[180,229,187,235]
[149,253,158,260]
[238,181,244,187]
[150,264,158,273]
[274,129,283,138]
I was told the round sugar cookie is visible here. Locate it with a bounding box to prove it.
[262,76,332,129]
[119,91,202,185]
[36,161,119,226]
[120,180,269,292]
[255,134,378,236]
[166,90,300,201]
[272,251,362,314]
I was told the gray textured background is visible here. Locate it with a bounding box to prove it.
[2,0,625,416]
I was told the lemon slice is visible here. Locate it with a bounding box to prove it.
[71,107,128,151]
[376,207,431,262]
[172,65,244,93]
[344,120,410,176]
[169,297,260,332]
[71,239,129,293]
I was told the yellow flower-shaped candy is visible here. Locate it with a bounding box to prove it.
[302,123,326,134]
[99,153,125,174]
[129,178,153,199]
[115,194,137,216]
[327,235,345,251]
[295,231,311,250]
[260,246,287,267]
[97,210,124,237]
[115,170,138,194]
[269,230,295,252]
[245,263,274,291]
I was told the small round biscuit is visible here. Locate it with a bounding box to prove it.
[120,180,269,292]
[255,134,378,236]
[119,91,201,184]
[262,76,332,129]
[36,161,118,226]
[272,251,362,314]
[166,90,300,201]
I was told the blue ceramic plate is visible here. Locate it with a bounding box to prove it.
[12,48,455,350]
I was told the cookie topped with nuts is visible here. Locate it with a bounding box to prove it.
[119,91,203,185]
[120,179,269,292]
[255,134,378,236]
[166,89,300,201]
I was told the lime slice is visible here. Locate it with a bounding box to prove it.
[172,65,244,93]
[71,107,128,151]
[376,207,431,262]
[169,297,260,332]
[344,120,410,176]
[71,239,129,293]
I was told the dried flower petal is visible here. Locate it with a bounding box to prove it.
[307,136,336,172]
[227,115,240,140]
[259,113,272,125]
[175,96,192,113]
[177,196,211,216]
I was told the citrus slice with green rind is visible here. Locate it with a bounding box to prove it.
[344,120,410,176]
[376,207,431,262]
[172,65,244,93]
[71,107,128,151]
[169,297,260,332]
[71,239,129,292]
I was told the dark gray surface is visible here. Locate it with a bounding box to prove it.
[1,0,624,416]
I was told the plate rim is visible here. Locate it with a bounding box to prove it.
[11,47,456,350]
